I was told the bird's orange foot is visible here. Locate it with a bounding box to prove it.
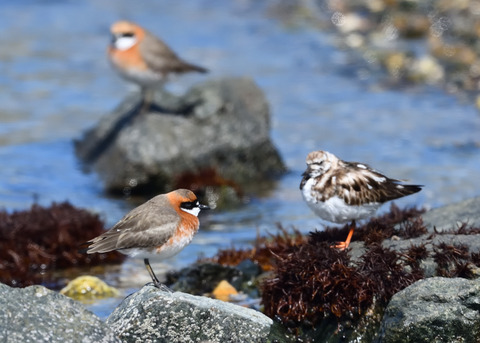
[331,224,355,250]
[331,241,349,251]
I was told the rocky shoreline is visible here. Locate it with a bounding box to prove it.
[4,5,480,339]
[270,0,480,107]
[1,197,479,342]
[2,1,480,342]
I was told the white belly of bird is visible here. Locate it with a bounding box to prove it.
[121,234,194,261]
[301,178,380,223]
[306,196,380,224]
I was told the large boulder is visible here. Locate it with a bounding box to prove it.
[75,77,286,197]
[106,285,289,342]
[0,283,120,343]
[375,277,480,342]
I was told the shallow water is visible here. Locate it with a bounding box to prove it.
[1,0,479,317]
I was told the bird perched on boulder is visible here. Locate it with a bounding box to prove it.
[107,20,208,112]
[84,189,209,288]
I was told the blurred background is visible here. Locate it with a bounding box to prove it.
[1,0,479,316]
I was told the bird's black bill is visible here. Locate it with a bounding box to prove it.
[300,171,311,189]
[181,201,210,211]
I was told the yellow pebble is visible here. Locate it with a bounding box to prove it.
[212,280,238,302]
[60,275,119,302]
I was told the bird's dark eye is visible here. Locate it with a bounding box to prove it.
[121,32,135,38]
[180,201,198,210]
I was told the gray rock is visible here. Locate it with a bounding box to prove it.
[421,196,480,233]
[0,283,120,343]
[382,233,480,254]
[107,285,289,343]
[345,197,480,277]
[347,233,480,278]
[75,77,286,196]
[376,277,480,343]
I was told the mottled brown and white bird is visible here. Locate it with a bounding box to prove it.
[300,150,422,250]
[84,189,209,287]
[107,20,208,110]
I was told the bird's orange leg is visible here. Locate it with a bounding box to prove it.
[333,220,356,251]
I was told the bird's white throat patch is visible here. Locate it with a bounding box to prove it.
[115,36,137,51]
[181,207,200,217]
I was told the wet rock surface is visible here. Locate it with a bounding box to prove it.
[346,197,480,278]
[0,283,120,343]
[106,285,290,343]
[75,77,286,197]
[376,277,480,343]
[420,196,480,232]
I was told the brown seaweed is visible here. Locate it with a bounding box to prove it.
[0,202,124,288]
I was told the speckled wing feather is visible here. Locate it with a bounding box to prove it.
[310,161,422,206]
[140,33,207,75]
[86,198,179,253]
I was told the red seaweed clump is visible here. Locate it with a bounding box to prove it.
[0,202,125,288]
[261,242,423,326]
[174,167,243,197]
[199,226,307,271]
[262,242,364,323]
[433,242,475,278]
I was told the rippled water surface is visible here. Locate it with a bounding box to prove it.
[1,0,479,317]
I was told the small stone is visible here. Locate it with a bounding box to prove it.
[212,280,238,302]
[60,275,120,302]
[345,33,365,48]
[336,12,371,33]
[408,56,444,84]
[384,52,409,78]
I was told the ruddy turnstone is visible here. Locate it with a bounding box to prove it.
[84,189,209,288]
[108,20,208,111]
[300,150,422,249]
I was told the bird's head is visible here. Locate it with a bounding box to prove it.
[110,20,142,51]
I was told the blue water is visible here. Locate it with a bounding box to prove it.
[1,0,479,317]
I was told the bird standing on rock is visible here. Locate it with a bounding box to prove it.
[84,189,209,288]
[107,20,208,112]
[300,150,423,250]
